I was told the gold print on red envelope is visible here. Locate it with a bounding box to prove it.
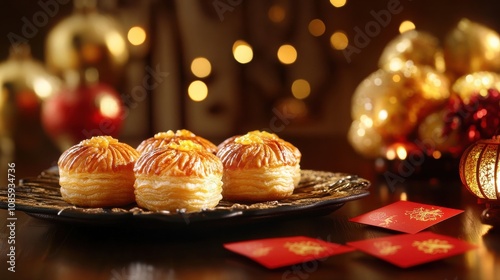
[412,239,454,254]
[250,246,273,257]
[224,236,356,269]
[347,232,477,268]
[368,212,397,227]
[284,241,327,256]
[349,201,464,234]
[374,241,401,255]
[405,207,444,222]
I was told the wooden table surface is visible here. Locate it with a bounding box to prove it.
[1,136,499,280]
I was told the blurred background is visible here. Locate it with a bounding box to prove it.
[1,0,500,178]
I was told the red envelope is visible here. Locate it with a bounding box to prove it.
[349,200,464,234]
[223,236,355,269]
[347,231,477,268]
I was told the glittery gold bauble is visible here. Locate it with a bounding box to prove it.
[347,119,383,158]
[351,65,450,140]
[444,18,500,79]
[0,45,61,162]
[45,0,129,86]
[417,110,465,157]
[379,30,444,72]
[452,71,500,104]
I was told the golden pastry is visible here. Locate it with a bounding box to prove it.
[136,129,217,154]
[134,140,223,212]
[58,136,139,207]
[216,130,301,202]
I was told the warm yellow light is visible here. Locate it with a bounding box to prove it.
[33,78,53,99]
[191,57,212,78]
[268,4,286,23]
[308,19,326,37]
[277,44,297,64]
[188,80,208,102]
[356,127,366,137]
[378,110,388,121]
[99,95,120,118]
[399,21,416,34]
[330,0,347,8]
[432,150,442,159]
[392,74,401,83]
[330,31,349,50]
[400,191,408,201]
[105,31,127,62]
[396,145,407,160]
[485,33,500,60]
[359,115,373,128]
[486,34,500,49]
[291,79,311,99]
[386,149,396,160]
[233,40,253,64]
[127,26,147,46]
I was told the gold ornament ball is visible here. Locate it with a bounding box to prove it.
[348,119,383,158]
[45,2,129,86]
[444,18,500,79]
[0,45,61,161]
[351,65,450,140]
[452,71,500,104]
[379,30,444,72]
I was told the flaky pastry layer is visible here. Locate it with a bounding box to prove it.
[134,174,223,212]
[59,171,136,207]
[222,165,300,201]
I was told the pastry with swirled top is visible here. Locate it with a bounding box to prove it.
[136,129,217,154]
[58,136,140,207]
[216,130,301,202]
[134,140,223,212]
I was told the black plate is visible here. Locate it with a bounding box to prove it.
[0,167,370,228]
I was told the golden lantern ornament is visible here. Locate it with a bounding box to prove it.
[459,136,500,226]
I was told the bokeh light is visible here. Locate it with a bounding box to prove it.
[191,57,212,78]
[330,0,347,8]
[188,80,208,102]
[268,4,286,23]
[98,95,121,118]
[330,31,349,50]
[399,21,416,33]
[233,40,253,64]
[291,79,311,99]
[308,19,326,37]
[277,44,297,64]
[127,26,147,46]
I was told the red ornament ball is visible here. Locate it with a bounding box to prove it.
[443,88,500,144]
[41,82,125,150]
